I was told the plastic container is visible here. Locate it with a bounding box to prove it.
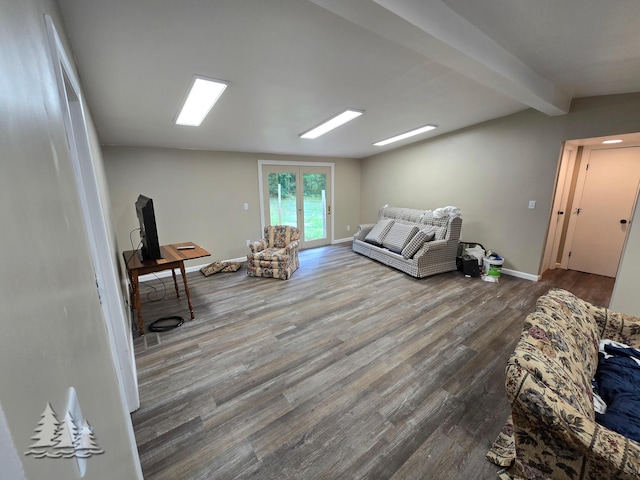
[483,256,504,277]
[465,246,485,266]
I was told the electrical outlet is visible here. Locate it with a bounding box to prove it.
[528,200,536,209]
[347,225,350,232]
[244,203,248,210]
[246,240,251,246]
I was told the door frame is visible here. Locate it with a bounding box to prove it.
[562,145,640,275]
[542,134,640,279]
[560,146,591,269]
[257,159,335,246]
[45,13,141,437]
[541,145,576,272]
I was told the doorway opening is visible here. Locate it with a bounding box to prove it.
[542,132,640,279]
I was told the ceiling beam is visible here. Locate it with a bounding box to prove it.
[310,0,571,116]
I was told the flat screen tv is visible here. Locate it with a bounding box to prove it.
[135,194,162,261]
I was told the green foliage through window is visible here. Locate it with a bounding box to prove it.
[268,173,296,198]
[268,171,327,241]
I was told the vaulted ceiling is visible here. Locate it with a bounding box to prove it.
[56,0,640,158]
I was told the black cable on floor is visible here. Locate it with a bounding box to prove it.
[148,315,184,332]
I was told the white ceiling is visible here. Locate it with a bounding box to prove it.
[56,0,640,159]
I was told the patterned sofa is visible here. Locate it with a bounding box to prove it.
[247,225,300,280]
[503,288,640,479]
[352,206,462,278]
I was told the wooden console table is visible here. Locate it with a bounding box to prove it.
[122,242,210,335]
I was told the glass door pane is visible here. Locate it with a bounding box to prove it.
[267,171,297,227]
[303,172,327,241]
[300,166,331,249]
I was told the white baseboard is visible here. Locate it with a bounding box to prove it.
[333,237,353,244]
[138,251,540,283]
[501,268,540,282]
[139,257,246,283]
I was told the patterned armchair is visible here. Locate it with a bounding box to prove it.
[503,288,640,479]
[246,225,300,280]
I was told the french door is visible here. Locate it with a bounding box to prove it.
[260,162,332,249]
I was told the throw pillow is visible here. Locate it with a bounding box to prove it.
[382,223,419,254]
[201,261,244,276]
[364,218,395,246]
[401,229,435,259]
[433,225,447,241]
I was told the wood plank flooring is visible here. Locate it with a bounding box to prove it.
[131,243,614,480]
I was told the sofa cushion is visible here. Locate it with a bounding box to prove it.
[401,228,435,259]
[382,223,419,253]
[267,225,300,248]
[364,218,394,246]
[536,290,601,383]
[511,289,604,420]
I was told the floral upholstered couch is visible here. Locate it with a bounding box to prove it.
[352,206,462,278]
[503,288,640,479]
[247,225,300,280]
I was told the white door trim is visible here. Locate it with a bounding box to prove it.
[44,14,142,476]
[542,145,577,272]
[561,147,591,269]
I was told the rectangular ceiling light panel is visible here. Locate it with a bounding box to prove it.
[374,124,437,146]
[300,109,364,139]
[175,76,228,127]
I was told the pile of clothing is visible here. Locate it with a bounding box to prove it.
[593,339,640,442]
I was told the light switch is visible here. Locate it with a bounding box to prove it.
[528,200,536,209]
[243,203,249,210]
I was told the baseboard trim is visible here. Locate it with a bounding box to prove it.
[138,251,540,283]
[333,237,353,244]
[139,257,246,283]
[501,268,540,282]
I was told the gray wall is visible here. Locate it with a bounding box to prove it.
[103,147,361,269]
[0,0,141,478]
[103,95,640,294]
[610,192,640,316]
[360,94,640,276]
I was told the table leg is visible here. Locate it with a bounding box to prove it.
[131,271,144,335]
[171,268,180,298]
[179,261,195,319]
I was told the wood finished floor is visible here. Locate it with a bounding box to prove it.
[131,243,614,480]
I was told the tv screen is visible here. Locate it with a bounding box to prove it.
[135,194,162,261]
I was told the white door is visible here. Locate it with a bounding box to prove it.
[543,146,577,271]
[260,162,333,249]
[566,147,640,277]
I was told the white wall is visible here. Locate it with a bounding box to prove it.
[102,147,361,270]
[101,94,640,302]
[360,94,640,277]
[0,0,141,478]
[610,193,640,316]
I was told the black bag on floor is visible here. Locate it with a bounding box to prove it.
[461,255,480,277]
[456,241,485,274]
